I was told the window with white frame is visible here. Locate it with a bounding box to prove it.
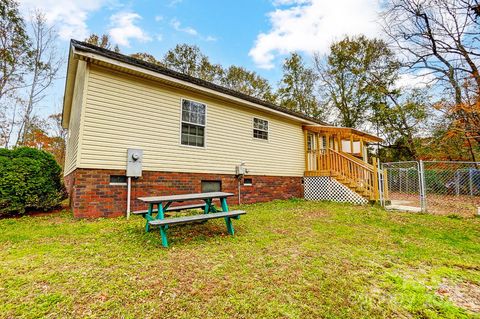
[253,117,268,140]
[181,99,206,147]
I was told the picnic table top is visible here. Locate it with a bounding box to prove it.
[138,192,234,204]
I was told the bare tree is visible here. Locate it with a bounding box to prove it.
[383,0,480,150]
[384,0,479,100]
[16,10,62,146]
[0,0,30,102]
[0,0,31,147]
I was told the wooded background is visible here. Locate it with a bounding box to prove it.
[1,0,479,165]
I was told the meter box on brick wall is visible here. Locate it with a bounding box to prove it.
[126,148,143,177]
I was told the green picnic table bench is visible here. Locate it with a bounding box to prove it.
[135,192,246,247]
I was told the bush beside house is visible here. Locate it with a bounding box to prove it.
[0,147,66,216]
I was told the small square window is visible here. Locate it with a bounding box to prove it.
[110,175,127,185]
[244,178,253,186]
[201,180,221,193]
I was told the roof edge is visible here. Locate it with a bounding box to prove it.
[303,125,383,143]
[61,45,78,128]
[70,39,327,126]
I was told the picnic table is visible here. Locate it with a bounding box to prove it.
[134,192,246,247]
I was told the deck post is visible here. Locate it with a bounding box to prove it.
[373,157,379,201]
[304,129,309,173]
[350,136,354,155]
[315,133,321,172]
[359,138,363,159]
[325,133,330,172]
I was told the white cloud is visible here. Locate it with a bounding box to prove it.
[108,12,152,47]
[18,0,110,40]
[155,15,163,22]
[272,0,309,5]
[168,0,183,7]
[205,35,217,42]
[397,71,436,89]
[249,0,382,69]
[171,18,198,36]
[170,18,217,42]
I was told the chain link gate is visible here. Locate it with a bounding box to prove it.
[383,161,424,212]
[383,161,480,217]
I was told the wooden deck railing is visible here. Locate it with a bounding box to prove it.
[305,148,379,200]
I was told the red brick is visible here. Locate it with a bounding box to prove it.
[64,169,303,218]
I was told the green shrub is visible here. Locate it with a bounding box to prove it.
[0,147,66,215]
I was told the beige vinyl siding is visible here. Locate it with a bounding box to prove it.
[79,65,305,176]
[64,61,87,175]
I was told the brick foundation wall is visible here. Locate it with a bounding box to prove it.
[64,168,303,218]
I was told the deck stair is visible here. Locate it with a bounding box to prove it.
[305,148,385,202]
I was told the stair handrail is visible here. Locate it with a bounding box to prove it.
[305,146,380,201]
[335,149,375,170]
[329,148,378,200]
[329,148,374,172]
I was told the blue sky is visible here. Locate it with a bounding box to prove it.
[17,0,384,116]
[105,0,281,78]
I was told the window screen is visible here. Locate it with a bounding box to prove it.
[181,99,206,147]
[253,117,268,140]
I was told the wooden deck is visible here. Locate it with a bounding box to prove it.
[302,127,387,202]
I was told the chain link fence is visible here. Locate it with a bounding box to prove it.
[383,161,480,217]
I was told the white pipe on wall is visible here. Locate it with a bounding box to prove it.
[126,177,132,219]
[238,177,241,205]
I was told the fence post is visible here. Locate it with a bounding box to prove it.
[377,159,384,206]
[418,160,427,212]
[383,168,389,202]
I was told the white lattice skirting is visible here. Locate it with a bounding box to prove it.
[304,176,368,205]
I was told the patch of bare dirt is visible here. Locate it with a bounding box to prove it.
[0,207,66,219]
[302,210,328,220]
[436,280,480,313]
[390,192,480,218]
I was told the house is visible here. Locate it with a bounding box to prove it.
[62,40,385,218]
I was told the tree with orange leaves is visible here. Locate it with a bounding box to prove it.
[21,114,66,167]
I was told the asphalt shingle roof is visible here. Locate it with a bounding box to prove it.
[71,39,327,125]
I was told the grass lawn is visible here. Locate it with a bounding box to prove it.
[0,200,479,319]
